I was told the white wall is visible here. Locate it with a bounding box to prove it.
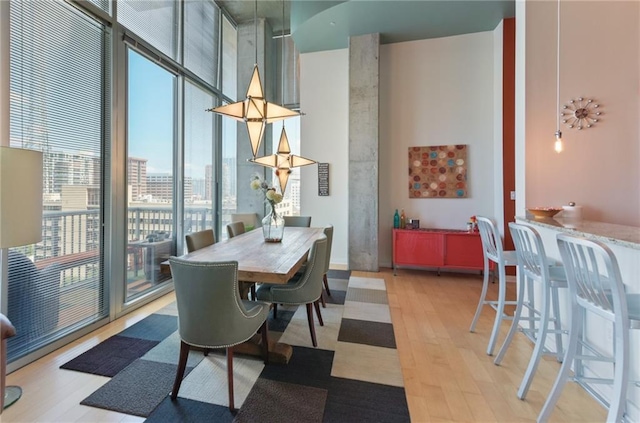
[516,2,640,418]
[379,32,497,267]
[520,0,640,226]
[493,21,505,236]
[300,49,349,267]
[301,31,500,268]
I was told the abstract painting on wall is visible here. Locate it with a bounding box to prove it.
[408,145,468,198]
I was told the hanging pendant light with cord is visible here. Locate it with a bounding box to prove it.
[249,0,316,195]
[206,0,299,159]
[554,0,563,153]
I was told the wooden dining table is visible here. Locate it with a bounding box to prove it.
[161,226,324,282]
[161,226,326,363]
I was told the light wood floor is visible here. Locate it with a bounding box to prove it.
[3,269,606,422]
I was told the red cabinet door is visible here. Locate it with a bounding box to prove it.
[393,230,444,267]
[444,233,485,269]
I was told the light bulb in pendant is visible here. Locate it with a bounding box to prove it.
[554,130,563,153]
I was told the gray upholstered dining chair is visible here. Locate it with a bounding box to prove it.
[226,221,255,299]
[293,225,333,308]
[230,213,260,231]
[321,225,334,302]
[284,215,312,227]
[256,235,327,347]
[185,229,215,253]
[226,221,245,239]
[168,258,270,411]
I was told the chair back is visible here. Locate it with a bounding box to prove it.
[226,221,245,238]
[284,216,312,227]
[476,216,505,262]
[508,222,552,282]
[185,229,215,253]
[556,233,628,324]
[272,235,327,303]
[231,213,260,230]
[323,225,334,274]
[169,258,262,347]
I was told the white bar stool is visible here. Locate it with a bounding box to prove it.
[494,222,568,400]
[469,216,519,356]
[538,233,640,423]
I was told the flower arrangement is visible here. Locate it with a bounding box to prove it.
[250,174,283,218]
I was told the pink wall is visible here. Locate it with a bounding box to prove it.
[523,1,640,226]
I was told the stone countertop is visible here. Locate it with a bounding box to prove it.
[516,216,640,250]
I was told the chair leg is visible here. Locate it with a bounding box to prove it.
[314,300,324,326]
[203,348,209,357]
[608,318,630,423]
[226,347,234,411]
[250,284,256,301]
[537,304,581,423]
[495,272,527,365]
[470,257,491,332]
[305,303,318,347]
[518,282,552,400]
[260,320,269,365]
[320,289,327,308]
[272,303,278,319]
[171,341,190,400]
[551,286,564,362]
[323,274,332,297]
[487,263,507,356]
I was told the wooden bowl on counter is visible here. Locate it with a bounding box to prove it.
[527,207,563,218]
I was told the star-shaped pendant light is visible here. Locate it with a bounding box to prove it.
[207,65,300,158]
[250,126,316,194]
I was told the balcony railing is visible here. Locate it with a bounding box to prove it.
[28,206,221,289]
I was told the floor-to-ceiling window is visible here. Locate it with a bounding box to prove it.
[125,50,177,300]
[184,82,216,250]
[220,14,238,238]
[6,0,109,362]
[2,0,238,369]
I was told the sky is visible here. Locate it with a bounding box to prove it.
[127,49,300,180]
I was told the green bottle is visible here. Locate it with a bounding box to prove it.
[393,209,400,229]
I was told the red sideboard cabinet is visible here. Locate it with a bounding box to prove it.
[392,228,492,276]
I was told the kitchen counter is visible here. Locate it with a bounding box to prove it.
[516,216,640,250]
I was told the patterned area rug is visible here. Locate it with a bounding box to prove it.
[61,270,410,422]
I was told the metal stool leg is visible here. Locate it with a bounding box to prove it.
[518,282,552,399]
[550,285,564,362]
[486,263,507,356]
[495,271,527,365]
[538,304,581,423]
[470,256,492,333]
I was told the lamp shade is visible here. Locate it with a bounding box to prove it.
[0,147,43,248]
[207,65,299,158]
[249,126,316,194]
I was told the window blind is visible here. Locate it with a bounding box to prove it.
[184,0,220,87]
[8,0,109,362]
[87,0,111,14]
[221,14,237,99]
[117,0,178,61]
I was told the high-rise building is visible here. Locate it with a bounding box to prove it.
[128,157,148,200]
[147,173,192,201]
[43,151,101,194]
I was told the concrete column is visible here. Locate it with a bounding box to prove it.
[236,18,275,219]
[348,34,379,271]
